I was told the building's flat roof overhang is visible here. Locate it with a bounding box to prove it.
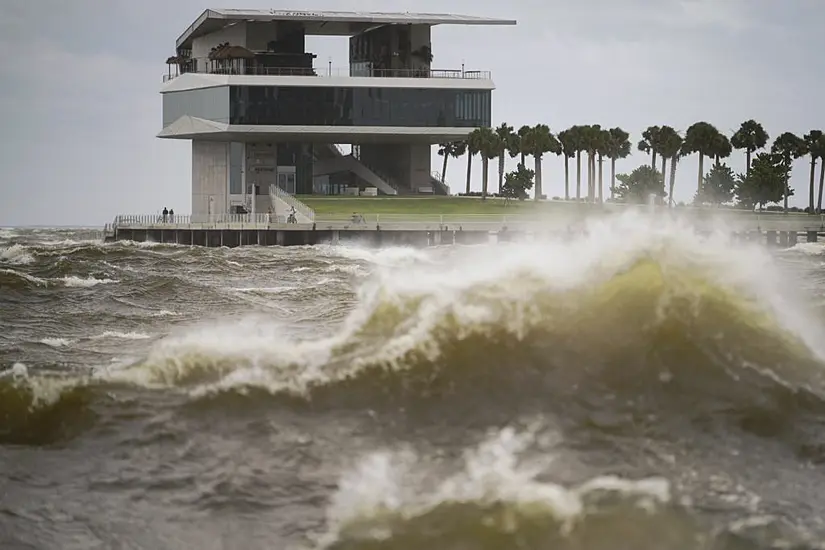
[161,72,495,92]
[177,8,517,48]
[158,117,476,144]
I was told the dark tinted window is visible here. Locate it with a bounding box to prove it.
[229,86,490,127]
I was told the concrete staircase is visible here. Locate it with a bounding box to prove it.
[313,155,399,195]
[428,171,450,195]
[268,185,315,223]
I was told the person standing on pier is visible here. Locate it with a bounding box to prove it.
[162,207,168,223]
[169,208,175,223]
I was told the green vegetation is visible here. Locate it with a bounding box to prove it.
[297,196,545,215]
[447,120,825,213]
[615,166,665,204]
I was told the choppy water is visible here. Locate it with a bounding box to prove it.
[2,216,825,550]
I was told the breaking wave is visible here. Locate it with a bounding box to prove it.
[100,216,825,425]
[5,215,825,448]
[316,426,824,550]
[0,364,98,445]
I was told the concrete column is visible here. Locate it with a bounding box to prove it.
[332,230,340,245]
[778,231,789,247]
[807,231,818,243]
[788,231,798,246]
[766,230,777,246]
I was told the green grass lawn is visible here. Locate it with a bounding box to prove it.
[296,196,545,215]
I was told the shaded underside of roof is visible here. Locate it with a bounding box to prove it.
[177,8,517,48]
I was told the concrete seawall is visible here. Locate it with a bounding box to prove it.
[106,226,825,248]
[104,211,825,248]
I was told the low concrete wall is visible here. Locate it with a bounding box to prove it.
[108,227,824,248]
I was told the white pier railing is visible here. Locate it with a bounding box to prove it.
[107,211,825,233]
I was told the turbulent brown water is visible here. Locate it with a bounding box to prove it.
[2,215,825,550]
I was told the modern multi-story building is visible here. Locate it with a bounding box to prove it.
[160,9,515,221]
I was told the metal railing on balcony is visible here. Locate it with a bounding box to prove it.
[162,65,492,82]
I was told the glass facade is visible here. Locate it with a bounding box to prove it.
[229,86,490,128]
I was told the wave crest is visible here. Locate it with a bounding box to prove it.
[0,364,97,445]
[317,427,821,550]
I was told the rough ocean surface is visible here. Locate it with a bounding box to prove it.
[2,214,825,550]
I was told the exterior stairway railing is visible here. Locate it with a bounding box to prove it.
[350,148,400,193]
[268,184,316,221]
[430,171,450,195]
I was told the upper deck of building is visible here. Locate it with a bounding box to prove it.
[176,9,517,48]
[164,9,515,85]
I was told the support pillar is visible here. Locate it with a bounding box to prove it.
[778,231,789,247]
[807,231,818,243]
[766,230,777,246]
[788,231,798,246]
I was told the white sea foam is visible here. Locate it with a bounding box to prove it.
[0,244,35,265]
[108,210,825,395]
[91,330,151,341]
[39,337,76,348]
[317,426,671,546]
[58,275,119,288]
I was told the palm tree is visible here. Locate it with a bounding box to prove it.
[524,124,561,201]
[437,141,466,189]
[558,129,576,200]
[713,132,732,166]
[516,125,532,166]
[771,132,808,213]
[596,128,611,203]
[638,125,662,168]
[580,125,597,201]
[656,127,679,197]
[465,131,483,195]
[494,123,514,193]
[583,125,605,202]
[658,128,683,206]
[731,120,769,177]
[682,121,723,194]
[816,135,825,213]
[804,130,823,213]
[568,125,586,201]
[605,127,631,201]
[476,127,500,200]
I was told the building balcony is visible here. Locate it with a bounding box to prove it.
[162,64,491,83]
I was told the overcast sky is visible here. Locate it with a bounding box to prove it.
[1,0,823,226]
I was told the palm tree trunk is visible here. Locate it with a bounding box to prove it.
[534,155,543,201]
[661,156,667,193]
[818,161,825,213]
[590,154,596,202]
[564,157,570,200]
[575,152,582,200]
[783,153,790,213]
[669,155,678,207]
[745,150,752,177]
[498,154,505,193]
[520,152,525,166]
[652,151,657,171]
[586,153,592,202]
[809,157,817,213]
[441,154,449,187]
[610,158,616,200]
[696,154,704,194]
[465,153,472,195]
[597,154,604,203]
[482,157,489,200]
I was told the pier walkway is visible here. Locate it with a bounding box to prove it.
[102,210,825,248]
